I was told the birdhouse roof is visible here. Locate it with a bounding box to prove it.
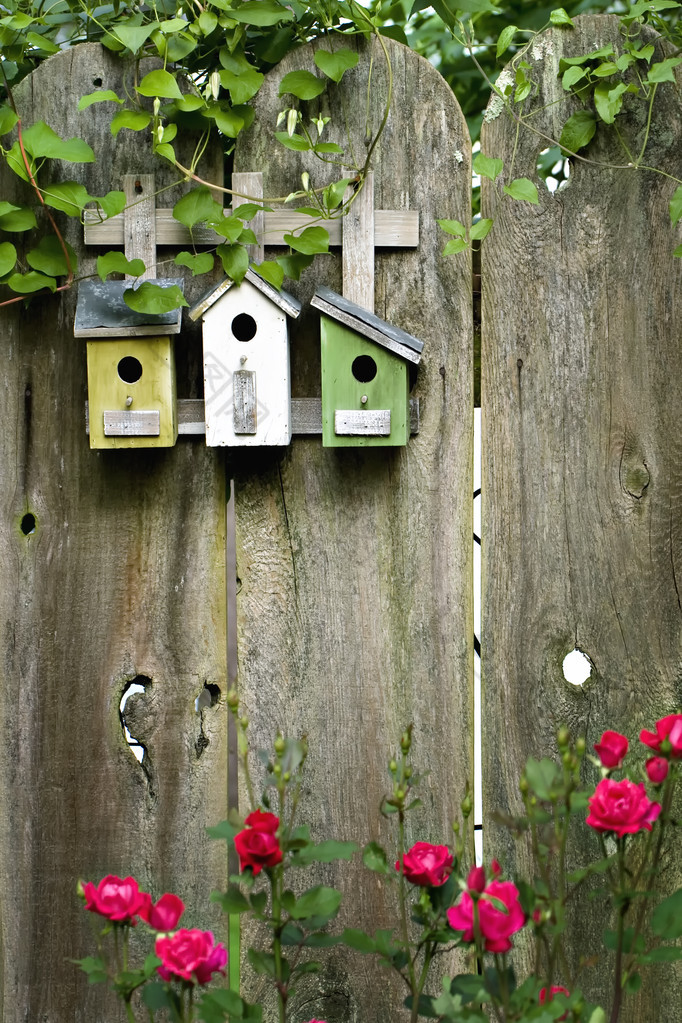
[188,268,301,322]
[73,279,184,338]
[311,286,423,366]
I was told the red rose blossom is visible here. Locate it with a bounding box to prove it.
[640,714,682,759]
[235,820,283,875]
[244,809,280,834]
[156,928,227,985]
[447,877,525,953]
[646,757,669,785]
[594,730,628,769]
[395,842,453,887]
[139,892,185,931]
[82,875,148,924]
[539,986,570,1021]
[586,778,660,838]
[466,865,486,893]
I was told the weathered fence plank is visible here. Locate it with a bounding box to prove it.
[0,45,227,1021]
[233,36,473,1022]
[481,15,682,1018]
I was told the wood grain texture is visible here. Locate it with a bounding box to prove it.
[342,171,375,310]
[233,35,472,1022]
[0,45,228,1021]
[481,15,682,1017]
[123,173,156,278]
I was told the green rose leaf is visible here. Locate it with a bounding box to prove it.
[123,282,188,314]
[293,840,358,865]
[279,70,326,100]
[473,153,503,181]
[503,177,539,204]
[0,202,37,231]
[559,110,597,154]
[525,756,559,799]
[175,251,215,276]
[142,983,173,1010]
[290,885,341,921]
[283,226,329,255]
[210,886,251,914]
[97,252,146,281]
[0,104,19,134]
[652,887,682,939]
[173,187,223,229]
[0,241,17,275]
[21,121,95,162]
[217,243,249,283]
[550,7,574,26]
[78,90,123,110]
[341,928,376,953]
[110,109,152,136]
[362,840,390,873]
[229,1,295,25]
[137,69,183,99]
[42,182,91,216]
[8,270,57,294]
[496,24,517,58]
[314,48,359,83]
[27,235,77,277]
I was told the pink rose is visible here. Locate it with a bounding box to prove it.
[539,986,570,1020]
[235,819,283,875]
[82,875,148,924]
[244,809,279,834]
[156,928,227,985]
[646,757,669,785]
[466,865,486,893]
[139,892,185,931]
[594,730,628,769]
[640,714,682,758]
[447,877,525,953]
[395,842,453,887]
[586,778,661,838]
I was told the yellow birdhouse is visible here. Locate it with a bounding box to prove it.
[75,280,183,449]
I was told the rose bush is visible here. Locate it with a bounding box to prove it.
[586,777,661,837]
[395,841,453,887]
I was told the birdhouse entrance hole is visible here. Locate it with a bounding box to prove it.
[117,356,143,384]
[352,355,378,383]
[231,313,257,342]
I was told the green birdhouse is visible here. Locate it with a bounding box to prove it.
[311,286,423,448]
[74,279,183,449]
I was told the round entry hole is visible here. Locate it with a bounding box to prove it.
[231,313,257,342]
[21,513,36,535]
[117,356,143,384]
[563,648,592,687]
[352,354,377,383]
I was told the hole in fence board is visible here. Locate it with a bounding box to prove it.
[563,648,592,687]
[120,676,151,762]
[20,512,36,535]
[92,77,103,87]
[118,356,143,384]
[537,146,570,193]
[352,355,378,383]
[231,313,257,342]
[195,682,221,712]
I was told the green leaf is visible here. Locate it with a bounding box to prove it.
[78,90,122,110]
[470,218,493,241]
[647,57,682,84]
[592,61,620,78]
[212,215,245,242]
[94,190,127,219]
[21,121,95,162]
[175,251,215,276]
[293,840,358,865]
[290,885,341,921]
[229,1,295,25]
[73,955,107,984]
[255,260,284,289]
[594,82,629,124]
[97,252,145,281]
[175,94,207,112]
[362,841,390,873]
[638,946,682,963]
[587,1010,606,1023]
[209,105,246,137]
[277,252,314,280]
[110,109,151,136]
[438,218,467,237]
[42,182,91,216]
[504,177,539,205]
[670,185,682,226]
[247,948,277,977]
[283,226,329,255]
[8,271,56,294]
[559,110,597,154]
[0,203,37,231]
[113,23,157,52]
[341,928,376,953]
[0,104,18,134]
[674,243,682,258]
[652,887,682,939]
[279,70,326,100]
[27,235,76,277]
[217,243,249,283]
[496,24,517,58]
[137,69,183,99]
[142,983,173,1010]
[559,44,614,69]
[173,187,222,229]
[314,142,344,154]
[627,0,680,15]
[443,238,468,256]
[211,885,251,914]
[0,241,17,275]
[198,10,218,33]
[0,12,35,28]
[275,131,312,152]
[474,153,503,181]
[562,66,587,90]
[219,67,264,105]
[550,7,574,26]
[314,48,359,83]
[323,178,352,210]
[524,756,559,798]
[123,282,188,314]
[625,973,641,993]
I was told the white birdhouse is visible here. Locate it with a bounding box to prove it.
[189,269,301,447]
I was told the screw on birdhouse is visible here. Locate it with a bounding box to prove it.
[361,395,368,405]
[125,396,133,407]
[240,356,247,365]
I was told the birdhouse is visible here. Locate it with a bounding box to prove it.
[74,279,183,449]
[189,269,301,447]
[311,286,423,448]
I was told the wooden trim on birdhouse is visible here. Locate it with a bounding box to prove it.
[188,268,301,322]
[311,286,423,366]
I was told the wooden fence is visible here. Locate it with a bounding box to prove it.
[0,13,679,1021]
